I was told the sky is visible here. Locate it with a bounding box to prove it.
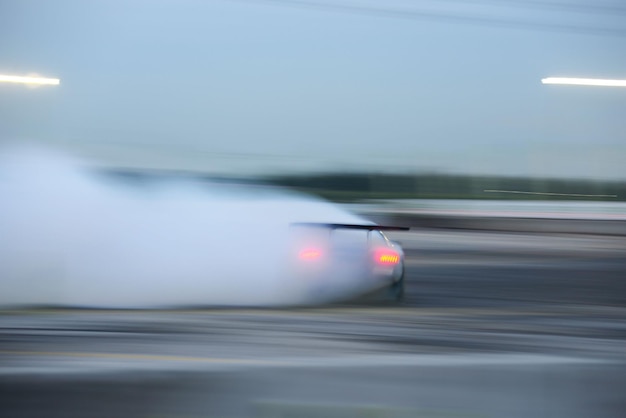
[1,0,625,179]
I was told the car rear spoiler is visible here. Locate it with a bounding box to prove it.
[291,222,409,231]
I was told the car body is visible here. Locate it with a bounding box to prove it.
[288,223,407,303]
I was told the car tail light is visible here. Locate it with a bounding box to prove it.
[299,248,322,261]
[373,248,400,265]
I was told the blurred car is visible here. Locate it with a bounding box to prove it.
[289,223,408,302]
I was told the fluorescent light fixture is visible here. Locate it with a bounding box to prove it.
[542,77,626,87]
[0,74,60,85]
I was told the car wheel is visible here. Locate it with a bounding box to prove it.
[389,268,405,302]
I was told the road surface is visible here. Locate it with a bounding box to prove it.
[1,230,625,418]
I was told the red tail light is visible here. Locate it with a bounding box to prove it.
[374,248,400,265]
[299,248,322,261]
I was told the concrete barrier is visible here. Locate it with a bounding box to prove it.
[360,213,626,236]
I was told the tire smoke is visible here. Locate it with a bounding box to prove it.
[0,146,370,308]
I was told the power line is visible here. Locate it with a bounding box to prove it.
[434,0,626,16]
[229,0,626,37]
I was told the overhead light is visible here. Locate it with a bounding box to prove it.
[542,77,626,87]
[0,74,60,86]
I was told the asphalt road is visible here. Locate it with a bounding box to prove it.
[1,230,625,418]
[394,229,626,308]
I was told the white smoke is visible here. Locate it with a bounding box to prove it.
[0,146,372,308]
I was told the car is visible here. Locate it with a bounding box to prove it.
[288,223,408,303]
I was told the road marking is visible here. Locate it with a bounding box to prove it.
[0,350,276,365]
[0,306,593,318]
[484,189,617,198]
[0,350,610,369]
[254,401,487,418]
